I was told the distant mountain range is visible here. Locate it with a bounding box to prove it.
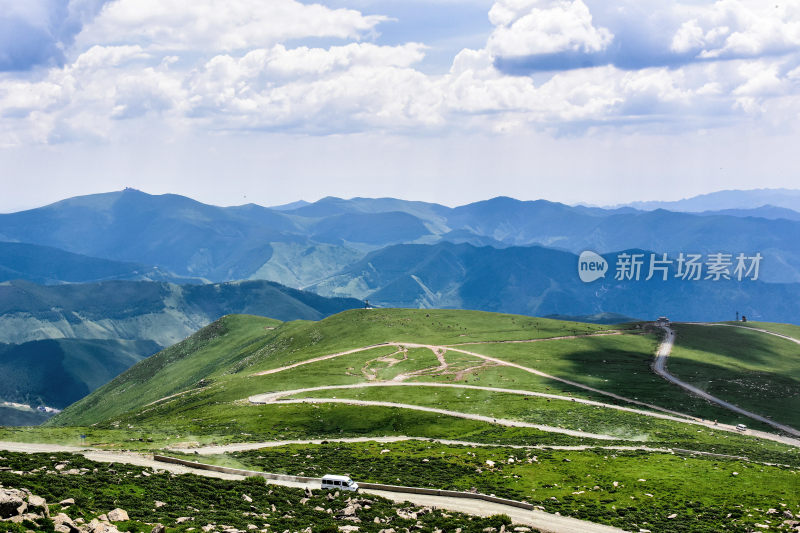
[0,279,362,346]
[2,188,800,285]
[618,188,800,213]
[0,241,201,285]
[310,242,800,323]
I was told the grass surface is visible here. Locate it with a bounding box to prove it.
[453,332,781,429]
[724,321,800,340]
[51,310,616,427]
[174,440,800,533]
[669,324,800,428]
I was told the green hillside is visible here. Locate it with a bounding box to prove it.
[50,309,798,446]
[51,310,612,427]
[669,323,800,427]
[727,321,800,339]
[52,314,282,426]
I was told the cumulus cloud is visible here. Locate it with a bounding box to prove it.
[76,0,389,51]
[2,0,800,146]
[489,0,800,73]
[672,1,800,60]
[487,0,613,58]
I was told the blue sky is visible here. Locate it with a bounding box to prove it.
[1,0,799,212]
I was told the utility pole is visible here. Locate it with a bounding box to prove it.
[736,311,739,322]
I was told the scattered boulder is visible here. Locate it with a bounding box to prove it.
[107,508,129,522]
[60,498,76,507]
[53,512,81,533]
[338,526,360,532]
[151,526,166,533]
[87,519,121,533]
[0,488,27,519]
[154,501,167,508]
[242,494,253,503]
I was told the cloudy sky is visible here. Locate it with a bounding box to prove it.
[1,0,799,212]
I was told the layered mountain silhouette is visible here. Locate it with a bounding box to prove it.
[2,188,800,284]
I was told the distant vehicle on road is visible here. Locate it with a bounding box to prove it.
[736,424,747,432]
[322,474,359,492]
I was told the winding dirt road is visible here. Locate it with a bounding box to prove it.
[251,338,699,420]
[252,381,724,430]
[702,323,800,345]
[653,325,800,441]
[251,394,619,440]
[245,335,800,446]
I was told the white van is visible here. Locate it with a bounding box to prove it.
[736,424,747,432]
[321,474,359,492]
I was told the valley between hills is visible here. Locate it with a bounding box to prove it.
[1,309,798,532]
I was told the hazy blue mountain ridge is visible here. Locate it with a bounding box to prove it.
[311,242,799,324]
[4,189,800,285]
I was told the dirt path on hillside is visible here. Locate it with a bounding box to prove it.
[698,322,800,345]
[253,382,703,426]
[248,381,800,447]
[168,436,673,455]
[249,395,619,440]
[250,331,621,378]
[449,331,623,346]
[0,441,625,533]
[250,337,694,419]
[653,326,800,441]
[243,335,800,447]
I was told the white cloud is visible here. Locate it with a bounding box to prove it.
[2,0,800,148]
[487,0,613,57]
[185,44,439,132]
[670,1,800,60]
[76,0,388,51]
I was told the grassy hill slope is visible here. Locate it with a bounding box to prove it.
[668,323,800,427]
[52,314,282,426]
[49,310,799,450]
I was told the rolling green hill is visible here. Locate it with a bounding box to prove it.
[668,324,800,427]
[50,309,799,444]
[29,309,800,532]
